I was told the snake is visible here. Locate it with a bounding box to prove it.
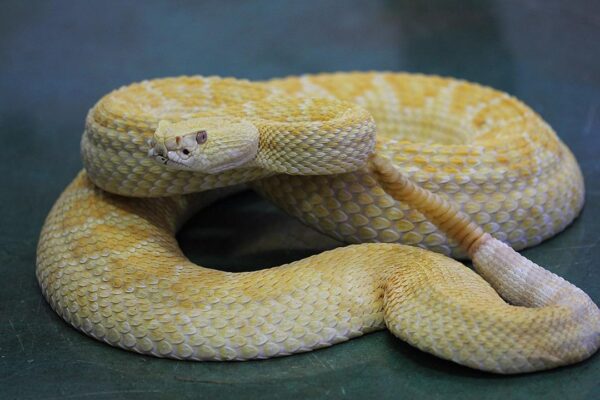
[36,72,600,374]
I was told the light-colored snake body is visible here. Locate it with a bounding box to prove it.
[259,73,584,257]
[37,72,599,373]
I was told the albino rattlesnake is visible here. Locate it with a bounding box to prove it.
[36,72,599,373]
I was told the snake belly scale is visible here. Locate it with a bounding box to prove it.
[36,72,599,374]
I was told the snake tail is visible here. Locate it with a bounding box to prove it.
[371,153,600,372]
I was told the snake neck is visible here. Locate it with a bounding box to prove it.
[251,107,376,176]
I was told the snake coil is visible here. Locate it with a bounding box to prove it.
[37,72,599,373]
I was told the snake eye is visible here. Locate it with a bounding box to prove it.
[196,130,208,144]
[182,148,190,155]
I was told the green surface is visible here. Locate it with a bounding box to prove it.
[1,1,599,399]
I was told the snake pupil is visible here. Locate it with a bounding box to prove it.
[196,130,208,144]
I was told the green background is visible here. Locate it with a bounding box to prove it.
[1,1,599,399]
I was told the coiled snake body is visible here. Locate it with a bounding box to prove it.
[37,72,599,373]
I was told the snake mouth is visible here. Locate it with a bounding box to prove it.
[162,157,194,170]
[148,146,194,170]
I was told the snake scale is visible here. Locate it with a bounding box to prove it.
[36,72,599,374]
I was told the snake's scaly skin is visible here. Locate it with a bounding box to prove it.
[37,72,599,374]
[258,73,584,258]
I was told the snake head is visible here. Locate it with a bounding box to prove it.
[148,117,259,174]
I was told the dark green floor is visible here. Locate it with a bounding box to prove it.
[1,1,599,399]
